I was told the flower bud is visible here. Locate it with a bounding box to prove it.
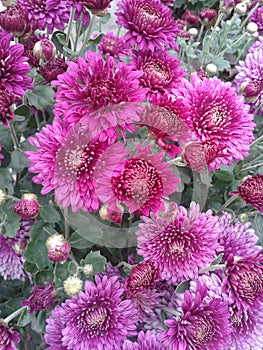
[239,213,249,223]
[236,175,263,213]
[240,80,262,102]
[246,22,258,34]
[99,203,124,224]
[82,264,93,275]
[0,189,6,205]
[21,281,56,313]
[46,233,71,263]
[189,27,198,37]
[235,3,247,15]
[33,39,56,62]
[0,5,27,36]
[182,9,199,25]
[206,63,218,75]
[13,194,39,219]
[63,276,83,296]
[199,8,217,24]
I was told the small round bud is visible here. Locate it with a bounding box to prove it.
[199,8,217,24]
[182,9,199,25]
[33,39,56,62]
[0,189,6,205]
[82,264,93,275]
[13,194,39,219]
[235,3,247,16]
[246,22,258,34]
[63,276,83,296]
[46,233,71,263]
[240,80,262,103]
[239,213,249,223]
[251,31,259,39]
[99,203,124,224]
[205,63,217,75]
[189,27,198,37]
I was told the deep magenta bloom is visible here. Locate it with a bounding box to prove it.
[116,0,178,51]
[98,32,131,58]
[44,305,66,350]
[0,84,15,126]
[0,322,20,350]
[173,74,255,171]
[250,6,263,34]
[0,29,32,98]
[80,0,112,15]
[0,5,28,36]
[95,143,178,216]
[136,202,220,284]
[0,219,33,281]
[13,194,39,220]
[182,9,199,25]
[25,117,69,195]
[17,0,70,34]
[52,51,147,128]
[159,282,231,350]
[216,212,261,261]
[237,174,263,212]
[45,276,138,350]
[46,234,71,263]
[67,0,90,26]
[198,8,217,22]
[39,58,68,82]
[222,253,263,312]
[123,331,165,350]
[131,49,184,96]
[21,281,56,313]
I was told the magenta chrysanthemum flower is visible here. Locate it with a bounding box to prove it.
[52,51,147,129]
[46,275,138,350]
[0,84,15,126]
[44,305,66,350]
[234,174,263,212]
[248,35,263,53]
[130,49,184,96]
[235,49,263,112]
[95,143,178,216]
[123,331,166,350]
[0,219,33,281]
[216,212,261,262]
[17,0,70,34]
[79,0,112,16]
[136,202,220,284]
[25,117,69,195]
[21,281,56,313]
[250,6,263,34]
[0,322,20,350]
[173,74,255,171]
[0,4,28,36]
[116,0,178,51]
[0,29,32,98]
[39,57,68,82]
[98,32,131,59]
[159,282,231,350]
[222,253,263,312]
[67,0,90,26]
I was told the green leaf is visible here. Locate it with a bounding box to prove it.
[54,261,69,281]
[211,253,224,266]
[34,310,47,333]
[212,57,230,72]
[26,85,55,110]
[34,270,54,285]
[17,308,33,327]
[0,169,13,194]
[10,149,29,172]
[39,205,61,223]
[14,104,32,119]
[214,170,233,182]
[82,251,106,275]
[29,222,50,241]
[69,231,93,249]
[24,240,52,269]
[68,261,78,275]
[175,280,190,293]
[51,30,71,54]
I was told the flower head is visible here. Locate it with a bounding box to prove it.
[234,174,263,212]
[182,9,199,25]
[173,74,255,171]
[21,281,56,313]
[116,0,178,51]
[130,49,184,97]
[159,282,231,350]
[33,39,56,62]
[136,202,220,284]
[38,57,68,82]
[123,330,165,350]
[46,234,71,263]
[0,29,32,97]
[95,143,178,216]
[44,305,66,350]
[63,276,83,296]
[13,193,39,219]
[0,84,15,126]
[98,32,131,59]
[0,4,28,36]
[250,5,263,34]
[0,322,20,350]
[199,8,217,23]
[52,51,147,128]
[46,276,138,350]
[81,0,112,16]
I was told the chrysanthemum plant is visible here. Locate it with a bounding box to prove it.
[0,0,263,349]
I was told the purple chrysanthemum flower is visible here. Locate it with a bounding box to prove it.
[222,253,263,312]
[39,57,68,82]
[95,143,178,216]
[44,305,66,350]
[67,0,90,26]
[0,29,32,98]
[98,32,131,59]
[21,281,56,313]
[159,282,231,350]
[130,49,184,97]
[116,0,178,51]
[123,330,166,350]
[216,212,261,262]
[25,117,69,195]
[250,6,263,34]
[136,202,220,284]
[46,275,138,350]
[52,51,147,129]
[0,322,20,350]
[173,74,255,171]
[17,0,70,34]
[0,219,33,281]
[78,0,112,16]
[0,83,15,126]
[0,4,28,36]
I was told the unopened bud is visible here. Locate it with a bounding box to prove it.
[206,63,217,75]
[33,39,56,62]
[246,22,258,34]
[235,3,247,16]
[46,233,71,263]
[199,8,217,24]
[189,28,198,37]
[0,189,6,205]
[239,213,249,223]
[63,276,83,296]
[99,203,124,224]
[82,264,93,275]
[240,80,262,102]
[13,194,39,219]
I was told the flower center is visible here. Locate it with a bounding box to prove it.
[239,269,263,302]
[194,317,214,345]
[79,305,110,338]
[140,4,160,21]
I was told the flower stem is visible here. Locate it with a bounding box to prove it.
[199,263,226,274]
[78,14,95,55]
[160,306,181,318]
[238,2,260,33]
[250,134,263,148]
[219,194,239,212]
[8,121,19,149]
[64,7,76,58]
[64,207,70,241]
[4,306,27,325]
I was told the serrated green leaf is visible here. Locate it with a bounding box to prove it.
[69,231,93,249]
[39,205,61,223]
[68,261,78,275]
[83,251,106,275]
[211,253,224,266]
[26,85,55,110]
[34,270,54,285]
[24,240,52,269]
[10,149,29,172]
[54,261,69,281]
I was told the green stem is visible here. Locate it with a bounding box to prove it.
[160,306,181,318]
[64,207,70,241]
[197,23,204,43]
[8,121,19,149]
[239,2,260,33]
[74,15,83,52]
[69,253,80,274]
[63,7,76,57]
[4,306,27,325]
[240,162,263,172]
[219,194,239,212]
[78,14,95,55]
[199,264,226,274]
[249,134,263,148]
[117,262,133,270]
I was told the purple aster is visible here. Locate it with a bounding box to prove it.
[25,117,69,195]
[0,29,32,98]
[222,253,263,312]
[47,275,138,350]
[235,49,263,112]
[130,49,185,97]
[0,322,20,350]
[0,219,33,281]
[173,74,255,171]
[123,330,166,350]
[95,143,178,216]
[137,202,220,284]
[216,212,261,262]
[250,6,263,34]
[17,0,70,34]
[98,32,131,59]
[116,0,179,51]
[21,281,56,313]
[44,305,66,350]
[159,282,231,350]
[52,51,147,129]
